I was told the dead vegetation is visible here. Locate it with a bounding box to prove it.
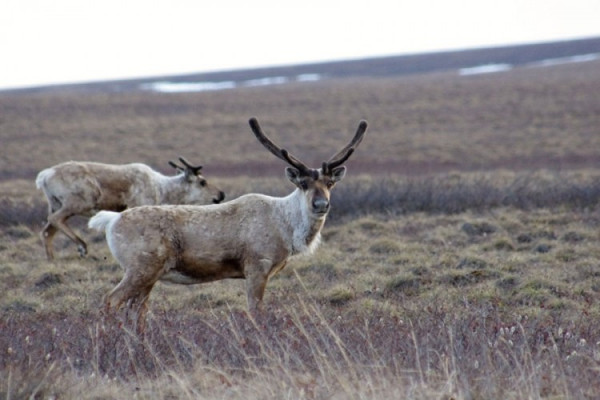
[1,58,600,398]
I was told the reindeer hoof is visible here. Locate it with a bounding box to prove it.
[78,245,88,258]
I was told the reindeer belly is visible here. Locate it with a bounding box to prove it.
[161,257,245,284]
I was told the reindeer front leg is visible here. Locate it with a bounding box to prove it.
[47,210,88,257]
[244,259,273,311]
[245,258,289,311]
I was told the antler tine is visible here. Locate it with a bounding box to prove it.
[280,149,310,172]
[249,118,309,172]
[324,120,367,171]
[178,157,203,174]
[325,148,355,171]
[326,121,367,164]
[168,160,182,170]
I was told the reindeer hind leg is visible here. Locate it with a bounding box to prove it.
[130,291,152,334]
[40,222,59,260]
[47,208,88,257]
[40,195,63,260]
[105,259,163,334]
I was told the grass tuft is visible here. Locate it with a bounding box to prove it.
[33,273,62,290]
[326,285,355,305]
[369,239,402,255]
[439,269,501,287]
[385,276,424,296]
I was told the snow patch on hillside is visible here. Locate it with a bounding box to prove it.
[142,73,322,93]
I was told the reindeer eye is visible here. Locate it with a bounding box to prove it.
[326,181,334,189]
[199,179,207,187]
[300,181,308,190]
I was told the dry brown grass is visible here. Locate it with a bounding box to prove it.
[2,201,600,398]
[1,60,600,398]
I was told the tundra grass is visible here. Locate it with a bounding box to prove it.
[1,60,600,181]
[2,204,600,398]
[1,59,600,398]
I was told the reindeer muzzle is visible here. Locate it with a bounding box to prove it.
[213,191,226,204]
[312,197,330,215]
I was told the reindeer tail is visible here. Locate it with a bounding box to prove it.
[88,211,120,232]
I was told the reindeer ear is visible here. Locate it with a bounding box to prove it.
[330,166,346,183]
[285,167,302,184]
[184,170,197,183]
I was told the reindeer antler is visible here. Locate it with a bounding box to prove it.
[322,120,367,174]
[249,118,311,174]
[168,160,182,170]
[250,117,367,176]
[169,157,203,176]
[178,157,203,175]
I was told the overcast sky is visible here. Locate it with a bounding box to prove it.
[1,0,599,90]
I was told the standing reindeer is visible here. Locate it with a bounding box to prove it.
[36,157,225,260]
[88,118,367,329]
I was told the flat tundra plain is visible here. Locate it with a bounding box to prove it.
[1,58,600,399]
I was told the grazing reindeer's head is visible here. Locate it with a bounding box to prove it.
[249,118,367,217]
[168,157,225,204]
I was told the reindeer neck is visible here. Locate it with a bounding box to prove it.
[277,189,326,255]
[156,173,184,204]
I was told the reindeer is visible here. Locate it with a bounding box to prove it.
[88,117,367,330]
[36,157,225,260]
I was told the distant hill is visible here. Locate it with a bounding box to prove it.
[3,36,600,94]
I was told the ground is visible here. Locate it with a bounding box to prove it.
[1,58,600,398]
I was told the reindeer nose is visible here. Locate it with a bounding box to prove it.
[312,198,329,214]
[213,191,225,204]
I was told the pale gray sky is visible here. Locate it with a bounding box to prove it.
[1,0,599,89]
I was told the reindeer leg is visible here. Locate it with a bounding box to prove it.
[40,222,58,260]
[106,279,147,334]
[246,276,268,311]
[47,209,88,257]
[105,258,164,333]
[132,292,152,335]
[104,275,134,320]
[245,259,273,312]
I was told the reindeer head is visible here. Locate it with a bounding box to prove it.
[249,118,367,217]
[169,157,225,204]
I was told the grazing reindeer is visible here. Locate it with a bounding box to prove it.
[36,157,225,260]
[88,117,367,330]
